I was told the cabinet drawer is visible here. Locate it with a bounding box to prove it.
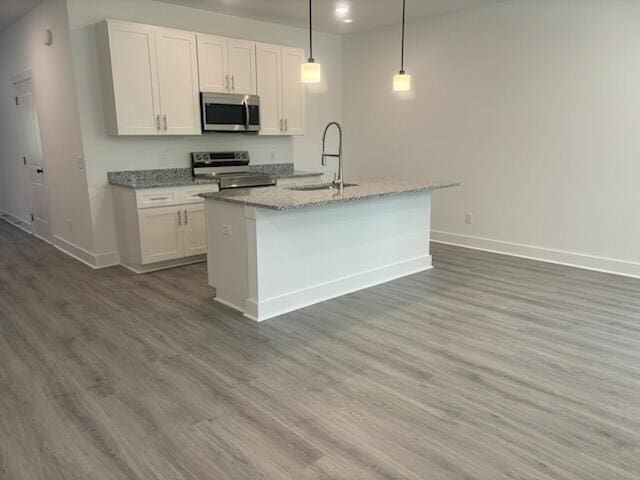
[135,184,219,208]
[137,190,177,208]
[179,185,220,203]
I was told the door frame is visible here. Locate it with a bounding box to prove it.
[11,69,53,243]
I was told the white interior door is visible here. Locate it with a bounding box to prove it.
[15,85,51,243]
[155,27,201,135]
[227,38,256,95]
[256,43,283,136]
[106,21,162,135]
[281,47,306,136]
[197,33,229,93]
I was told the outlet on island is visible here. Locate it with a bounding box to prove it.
[222,224,232,236]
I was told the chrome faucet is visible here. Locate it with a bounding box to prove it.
[321,121,344,190]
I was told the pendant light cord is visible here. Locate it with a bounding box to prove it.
[309,0,314,61]
[400,0,406,73]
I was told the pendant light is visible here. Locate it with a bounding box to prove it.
[393,0,411,92]
[301,0,321,83]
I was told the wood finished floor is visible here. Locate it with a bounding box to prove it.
[1,220,640,480]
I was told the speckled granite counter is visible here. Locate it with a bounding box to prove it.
[108,164,322,189]
[200,179,460,211]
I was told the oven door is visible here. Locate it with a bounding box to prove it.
[201,93,260,132]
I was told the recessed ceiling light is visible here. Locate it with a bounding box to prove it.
[335,3,350,18]
[343,18,353,24]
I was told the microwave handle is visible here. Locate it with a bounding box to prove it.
[243,99,250,130]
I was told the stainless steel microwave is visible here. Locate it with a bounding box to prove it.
[201,93,260,132]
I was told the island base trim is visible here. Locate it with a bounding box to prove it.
[241,254,432,322]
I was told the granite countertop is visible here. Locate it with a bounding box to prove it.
[108,164,322,189]
[199,179,461,211]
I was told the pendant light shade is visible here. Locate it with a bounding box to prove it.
[393,0,411,92]
[393,73,411,92]
[302,0,321,83]
[301,61,321,83]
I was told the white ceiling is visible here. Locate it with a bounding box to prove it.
[155,0,504,34]
[0,0,41,32]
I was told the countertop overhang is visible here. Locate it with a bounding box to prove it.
[200,179,461,210]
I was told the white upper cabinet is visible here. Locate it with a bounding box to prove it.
[281,47,306,136]
[197,34,256,95]
[101,21,161,135]
[256,43,306,136]
[100,20,201,136]
[196,34,229,93]
[100,20,304,137]
[155,27,201,135]
[256,43,282,136]
[228,38,256,94]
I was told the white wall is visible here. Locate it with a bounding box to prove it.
[0,0,95,256]
[66,0,343,262]
[343,0,640,277]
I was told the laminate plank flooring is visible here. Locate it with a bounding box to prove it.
[1,219,639,479]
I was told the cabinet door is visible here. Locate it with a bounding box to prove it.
[106,21,162,135]
[256,43,283,136]
[281,47,306,136]
[228,39,256,95]
[138,206,183,264]
[197,34,229,93]
[155,27,201,135]
[182,204,207,257]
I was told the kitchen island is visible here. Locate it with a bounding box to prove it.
[201,179,460,322]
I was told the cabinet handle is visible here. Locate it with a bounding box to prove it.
[284,118,288,132]
[163,114,168,131]
[184,209,189,225]
[156,114,161,131]
[178,210,182,226]
[225,74,229,92]
[280,118,283,131]
[231,75,235,92]
[149,196,169,201]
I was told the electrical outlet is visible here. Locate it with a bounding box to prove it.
[222,224,232,236]
[76,155,85,170]
[67,219,73,232]
[270,151,276,162]
[465,212,473,225]
[158,153,169,167]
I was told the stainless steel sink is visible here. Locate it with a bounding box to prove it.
[286,183,358,192]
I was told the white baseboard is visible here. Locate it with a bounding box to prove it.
[0,211,32,234]
[53,236,99,268]
[52,236,119,269]
[242,255,432,322]
[431,230,640,279]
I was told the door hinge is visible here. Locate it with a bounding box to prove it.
[15,97,19,106]
[30,213,34,222]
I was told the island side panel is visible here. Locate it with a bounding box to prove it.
[245,191,433,322]
[204,199,250,313]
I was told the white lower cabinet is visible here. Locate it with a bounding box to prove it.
[113,184,217,273]
[138,206,184,264]
[182,204,207,257]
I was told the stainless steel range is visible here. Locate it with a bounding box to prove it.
[191,151,277,189]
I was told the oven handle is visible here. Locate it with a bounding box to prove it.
[243,98,250,130]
